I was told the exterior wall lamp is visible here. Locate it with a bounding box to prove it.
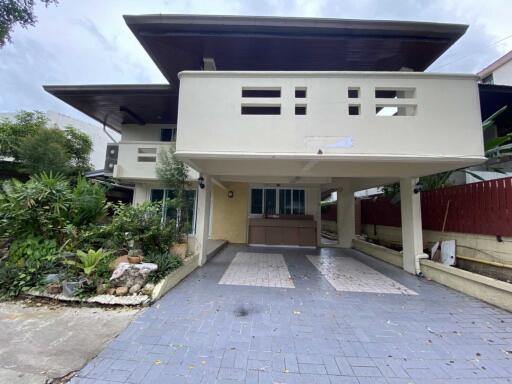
[227,190,234,198]
[413,181,424,194]
[198,176,205,189]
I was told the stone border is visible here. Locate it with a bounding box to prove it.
[353,238,512,313]
[151,254,199,302]
[27,289,150,306]
[420,259,512,312]
[353,238,403,268]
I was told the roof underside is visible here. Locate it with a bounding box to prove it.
[43,84,177,132]
[125,14,468,86]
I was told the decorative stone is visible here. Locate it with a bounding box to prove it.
[110,262,158,289]
[96,283,108,295]
[128,249,143,257]
[106,287,116,295]
[46,282,62,294]
[142,283,155,295]
[62,280,84,297]
[129,284,141,294]
[115,286,129,296]
[44,274,61,284]
[109,255,129,271]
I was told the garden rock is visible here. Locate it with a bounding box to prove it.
[96,283,108,295]
[128,249,144,257]
[62,280,85,297]
[142,283,155,295]
[110,262,158,290]
[46,283,62,294]
[44,274,61,284]
[106,288,116,295]
[115,287,129,296]
[109,255,129,270]
[129,284,141,294]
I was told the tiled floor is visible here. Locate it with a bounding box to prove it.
[219,252,295,288]
[307,254,417,295]
[71,245,512,384]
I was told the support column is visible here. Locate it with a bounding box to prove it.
[337,187,355,248]
[195,175,212,266]
[399,178,426,274]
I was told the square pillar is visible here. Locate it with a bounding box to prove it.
[337,187,355,248]
[195,175,212,266]
[399,178,426,274]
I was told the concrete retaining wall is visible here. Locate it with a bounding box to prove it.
[151,255,199,302]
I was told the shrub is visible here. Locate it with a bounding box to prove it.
[0,173,107,244]
[65,248,111,277]
[108,201,178,255]
[144,252,183,284]
[3,236,62,296]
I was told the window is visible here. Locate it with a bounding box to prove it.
[348,105,360,115]
[295,105,307,115]
[376,105,417,116]
[375,88,415,99]
[241,105,281,115]
[151,189,197,233]
[251,188,305,215]
[137,147,157,162]
[348,87,359,98]
[295,87,307,98]
[161,128,176,142]
[242,88,281,98]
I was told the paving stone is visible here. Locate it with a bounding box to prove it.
[70,245,512,383]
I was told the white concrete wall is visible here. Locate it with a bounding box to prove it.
[492,60,512,86]
[177,71,483,159]
[121,124,176,142]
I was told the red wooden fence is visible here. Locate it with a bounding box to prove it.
[360,177,512,236]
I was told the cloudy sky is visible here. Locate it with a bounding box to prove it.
[1,0,511,125]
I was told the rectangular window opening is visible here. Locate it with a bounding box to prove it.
[348,104,360,116]
[137,156,157,162]
[241,105,281,115]
[251,188,306,216]
[137,147,157,154]
[160,128,176,142]
[295,105,307,115]
[295,87,307,98]
[376,105,417,116]
[348,87,360,98]
[375,88,415,99]
[242,88,281,98]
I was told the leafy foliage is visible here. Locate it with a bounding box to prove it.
[0,0,58,47]
[144,252,183,284]
[1,236,61,297]
[66,248,110,276]
[0,111,93,176]
[0,173,106,242]
[108,201,178,255]
[156,148,190,238]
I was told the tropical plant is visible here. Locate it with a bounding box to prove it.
[156,148,190,238]
[144,252,183,284]
[66,248,110,277]
[108,201,178,255]
[69,177,107,227]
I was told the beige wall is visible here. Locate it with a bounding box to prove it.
[211,183,249,244]
[362,224,512,266]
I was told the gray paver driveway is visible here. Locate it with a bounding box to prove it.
[72,245,512,384]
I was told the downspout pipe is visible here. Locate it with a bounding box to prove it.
[102,111,118,143]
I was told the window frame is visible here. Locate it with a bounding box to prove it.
[250,187,306,216]
[150,187,198,234]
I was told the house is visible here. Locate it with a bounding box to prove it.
[478,50,512,86]
[44,15,486,274]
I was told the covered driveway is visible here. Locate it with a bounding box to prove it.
[72,245,512,383]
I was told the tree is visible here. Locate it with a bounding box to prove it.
[0,110,93,177]
[156,147,190,238]
[0,110,47,160]
[0,0,58,47]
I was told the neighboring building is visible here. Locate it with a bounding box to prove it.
[45,15,486,274]
[478,50,512,86]
[0,110,119,169]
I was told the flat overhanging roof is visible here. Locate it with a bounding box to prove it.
[43,84,177,132]
[125,14,468,86]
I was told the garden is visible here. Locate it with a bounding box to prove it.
[0,172,187,303]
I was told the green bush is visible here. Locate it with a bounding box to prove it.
[0,173,106,243]
[144,252,183,284]
[2,236,61,296]
[65,248,111,277]
[108,201,178,255]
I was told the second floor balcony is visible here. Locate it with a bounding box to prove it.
[175,71,486,180]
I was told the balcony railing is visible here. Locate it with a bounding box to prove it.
[176,71,484,161]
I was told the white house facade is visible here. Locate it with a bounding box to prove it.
[45,15,486,274]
